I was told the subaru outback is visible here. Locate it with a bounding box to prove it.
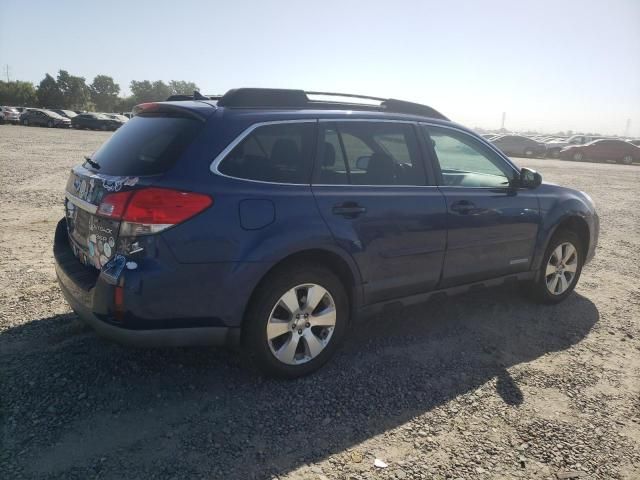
[54,88,599,378]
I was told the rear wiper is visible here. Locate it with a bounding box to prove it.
[84,155,100,170]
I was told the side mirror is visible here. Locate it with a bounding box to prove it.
[355,155,370,170]
[519,167,542,189]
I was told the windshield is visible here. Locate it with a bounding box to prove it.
[43,110,65,119]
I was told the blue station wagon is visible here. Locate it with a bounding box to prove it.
[54,88,599,377]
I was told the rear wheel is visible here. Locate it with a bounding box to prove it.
[243,264,349,378]
[572,152,584,161]
[525,230,583,304]
[47,120,54,128]
[620,155,633,165]
[23,119,29,126]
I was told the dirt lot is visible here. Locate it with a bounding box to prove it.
[1,124,639,480]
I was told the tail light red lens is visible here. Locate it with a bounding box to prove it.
[98,188,212,233]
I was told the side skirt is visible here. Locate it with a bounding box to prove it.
[356,271,535,320]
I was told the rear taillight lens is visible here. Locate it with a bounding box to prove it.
[98,187,212,235]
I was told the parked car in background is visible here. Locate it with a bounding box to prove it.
[20,109,71,128]
[559,139,639,164]
[51,109,78,119]
[54,88,599,377]
[71,113,123,131]
[103,113,129,123]
[626,139,640,147]
[491,135,546,157]
[545,134,612,158]
[1,106,21,124]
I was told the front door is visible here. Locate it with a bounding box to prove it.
[421,125,541,287]
[312,121,447,304]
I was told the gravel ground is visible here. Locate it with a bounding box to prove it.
[1,124,639,480]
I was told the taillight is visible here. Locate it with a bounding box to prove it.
[98,187,212,235]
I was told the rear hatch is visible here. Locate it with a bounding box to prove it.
[64,106,210,270]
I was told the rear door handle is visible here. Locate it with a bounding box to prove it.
[450,200,475,214]
[332,203,367,218]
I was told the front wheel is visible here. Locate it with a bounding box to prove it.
[620,155,633,165]
[572,152,584,162]
[525,230,583,304]
[23,119,29,126]
[243,264,349,378]
[47,120,54,128]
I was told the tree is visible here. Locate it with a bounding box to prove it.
[57,70,90,110]
[0,80,37,106]
[130,79,199,103]
[36,74,63,108]
[130,80,172,103]
[169,80,199,95]
[90,75,120,112]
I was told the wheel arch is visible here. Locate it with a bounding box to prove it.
[240,247,364,336]
[540,214,591,271]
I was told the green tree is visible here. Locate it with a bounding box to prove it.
[130,80,172,103]
[169,80,199,95]
[0,80,37,106]
[57,70,90,110]
[36,74,63,108]
[90,75,120,112]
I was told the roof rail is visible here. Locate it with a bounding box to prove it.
[213,88,448,120]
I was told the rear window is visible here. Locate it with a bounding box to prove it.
[88,115,203,176]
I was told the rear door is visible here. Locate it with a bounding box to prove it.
[64,113,205,269]
[312,120,447,304]
[421,125,541,287]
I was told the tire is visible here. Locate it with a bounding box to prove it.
[525,229,584,304]
[524,148,534,157]
[572,152,584,162]
[23,119,29,126]
[550,149,560,159]
[100,124,108,131]
[47,120,54,128]
[620,155,633,165]
[243,264,349,378]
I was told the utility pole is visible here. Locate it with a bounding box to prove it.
[624,118,631,138]
[500,112,506,131]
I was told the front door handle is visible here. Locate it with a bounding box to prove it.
[332,202,367,218]
[450,200,475,214]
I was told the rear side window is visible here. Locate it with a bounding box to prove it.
[218,122,316,184]
[89,115,203,176]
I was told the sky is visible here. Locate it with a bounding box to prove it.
[1,0,639,136]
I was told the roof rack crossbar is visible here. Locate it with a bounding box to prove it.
[306,91,388,103]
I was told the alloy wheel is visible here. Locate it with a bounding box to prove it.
[621,155,633,165]
[573,152,583,161]
[266,283,337,365]
[545,242,579,295]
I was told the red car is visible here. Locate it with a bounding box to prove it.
[560,139,639,165]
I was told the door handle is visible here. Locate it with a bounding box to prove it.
[450,200,475,214]
[332,203,367,218]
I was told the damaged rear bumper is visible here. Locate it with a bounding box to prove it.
[54,218,241,348]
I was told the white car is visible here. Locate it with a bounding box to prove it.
[1,106,21,124]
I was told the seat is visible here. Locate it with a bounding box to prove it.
[364,152,396,185]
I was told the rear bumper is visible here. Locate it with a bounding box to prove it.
[54,218,241,347]
[57,265,238,347]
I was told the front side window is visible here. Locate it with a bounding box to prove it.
[423,126,514,188]
[315,122,425,186]
[218,122,316,184]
